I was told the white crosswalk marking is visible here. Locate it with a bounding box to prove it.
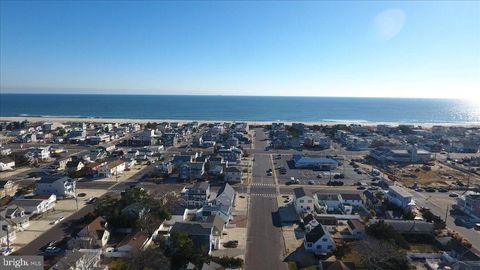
[250,183,276,187]
[249,193,277,198]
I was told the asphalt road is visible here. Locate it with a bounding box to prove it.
[245,128,288,270]
[411,190,480,251]
[17,204,95,255]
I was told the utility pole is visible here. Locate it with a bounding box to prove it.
[75,179,79,210]
[444,204,449,224]
[6,225,10,249]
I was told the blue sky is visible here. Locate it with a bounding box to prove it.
[1,1,479,99]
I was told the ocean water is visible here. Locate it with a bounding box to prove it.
[0,94,479,124]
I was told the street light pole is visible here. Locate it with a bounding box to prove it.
[75,179,79,210]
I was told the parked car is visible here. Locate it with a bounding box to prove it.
[86,197,97,204]
[44,246,62,255]
[308,180,315,185]
[223,240,239,248]
[0,247,14,256]
[449,193,459,197]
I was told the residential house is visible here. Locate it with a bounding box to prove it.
[162,133,179,147]
[455,192,480,220]
[181,182,210,208]
[224,166,242,183]
[70,216,110,248]
[121,202,149,220]
[217,147,243,164]
[0,180,18,198]
[224,137,239,147]
[83,162,105,177]
[0,217,16,245]
[54,157,72,171]
[316,194,342,212]
[303,214,337,234]
[155,161,174,176]
[115,232,152,255]
[49,249,104,270]
[363,190,381,208]
[8,198,54,215]
[304,224,336,254]
[172,155,194,165]
[347,219,366,239]
[178,162,205,180]
[65,160,84,173]
[169,222,216,255]
[198,183,236,224]
[35,175,76,199]
[386,185,416,210]
[28,146,51,161]
[293,188,316,214]
[99,160,126,177]
[341,193,364,207]
[0,205,30,231]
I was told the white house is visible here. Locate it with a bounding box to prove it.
[35,175,76,199]
[340,193,364,207]
[293,188,316,214]
[455,192,480,220]
[303,214,337,234]
[28,146,51,161]
[316,193,342,211]
[99,160,126,177]
[0,205,30,231]
[386,185,416,210]
[8,198,54,215]
[304,224,336,254]
[224,167,242,183]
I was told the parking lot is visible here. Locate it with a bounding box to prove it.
[270,153,371,186]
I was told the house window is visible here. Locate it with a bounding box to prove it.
[327,245,332,249]
[308,200,312,203]
[322,238,327,242]
[306,243,312,247]
[299,199,304,203]
[316,245,322,249]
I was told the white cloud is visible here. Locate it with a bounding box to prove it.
[373,9,406,40]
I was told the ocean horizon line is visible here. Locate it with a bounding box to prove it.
[0,92,469,101]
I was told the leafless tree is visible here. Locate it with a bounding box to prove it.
[356,238,409,270]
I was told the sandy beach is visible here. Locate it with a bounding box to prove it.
[1,116,479,128]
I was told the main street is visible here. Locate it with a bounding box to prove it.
[245,128,288,270]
